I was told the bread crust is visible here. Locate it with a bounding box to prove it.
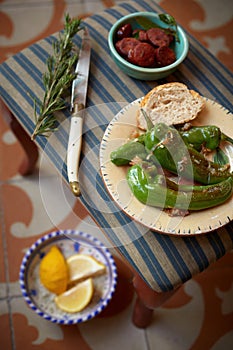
[137,82,205,130]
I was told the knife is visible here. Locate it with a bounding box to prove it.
[67,28,91,196]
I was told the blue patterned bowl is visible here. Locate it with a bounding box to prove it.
[108,12,189,80]
[19,230,117,324]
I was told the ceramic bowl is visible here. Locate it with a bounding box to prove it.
[108,12,189,80]
[19,230,117,324]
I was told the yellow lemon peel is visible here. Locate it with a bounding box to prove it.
[54,278,94,313]
[39,246,69,295]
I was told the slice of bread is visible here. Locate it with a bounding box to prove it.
[137,82,205,130]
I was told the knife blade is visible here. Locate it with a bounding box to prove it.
[67,28,91,196]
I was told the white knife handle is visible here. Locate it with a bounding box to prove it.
[67,109,83,196]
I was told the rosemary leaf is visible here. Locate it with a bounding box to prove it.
[31,14,83,139]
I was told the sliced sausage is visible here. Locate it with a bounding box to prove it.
[115,37,140,57]
[132,29,148,42]
[116,23,133,40]
[155,46,176,67]
[128,43,156,67]
[147,28,170,47]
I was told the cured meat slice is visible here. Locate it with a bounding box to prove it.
[155,46,176,67]
[128,43,156,67]
[115,37,140,57]
[147,28,170,47]
[132,29,148,42]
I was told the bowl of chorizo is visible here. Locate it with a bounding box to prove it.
[108,12,189,80]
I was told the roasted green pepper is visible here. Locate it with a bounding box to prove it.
[127,164,233,211]
[214,147,229,165]
[188,146,232,184]
[179,125,221,151]
[110,137,146,166]
[144,123,233,184]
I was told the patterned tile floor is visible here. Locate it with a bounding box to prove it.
[0,1,233,349]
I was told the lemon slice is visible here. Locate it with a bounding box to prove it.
[67,254,106,284]
[54,278,94,313]
[39,246,69,295]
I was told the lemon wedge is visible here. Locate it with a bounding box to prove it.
[54,278,94,313]
[67,254,106,284]
[39,246,69,295]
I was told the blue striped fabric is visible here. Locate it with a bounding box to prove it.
[0,0,233,292]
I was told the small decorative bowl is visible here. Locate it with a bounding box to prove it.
[108,12,189,80]
[19,230,117,324]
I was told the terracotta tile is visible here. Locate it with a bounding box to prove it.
[0,0,65,62]
[1,180,55,291]
[0,229,7,296]
[10,296,147,350]
[79,301,147,350]
[160,0,233,72]
[0,105,25,181]
[1,174,112,285]
[0,1,233,349]
[147,264,233,349]
[10,296,91,349]
[190,266,233,349]
[0,300,12,350]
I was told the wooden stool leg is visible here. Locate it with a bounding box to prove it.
[133,296,154,328]
[132,273,179,328]
[1,100,39,175]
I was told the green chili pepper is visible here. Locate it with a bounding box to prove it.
[180,125,221,151]
[144,123,233,184]
[221,132,233,145]
[127,164,233,211]
[110,137,147,166]
[179,125,233,150]
[214,147,229,165]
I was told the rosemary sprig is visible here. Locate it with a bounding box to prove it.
[31,14,83,139]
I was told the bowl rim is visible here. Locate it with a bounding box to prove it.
[19,229,118,324]
[108,11,189,73]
